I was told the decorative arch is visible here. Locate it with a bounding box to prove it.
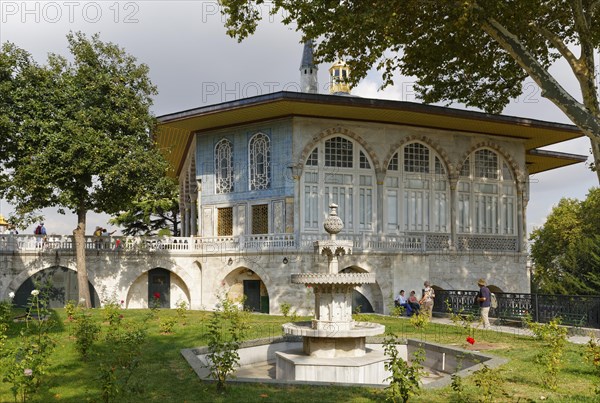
[341,266,384,314]
[223,265,271,313]
[383,135,451,175]
[488,285,503,293]
[214,138,234,194]
[456,144,519,237]
[300,128,378,233]
[120,258,196,294]
[457,141,524,182]
[298,126,381,172]
[9,265,100,308]
[383,138,451,234]
[125,265,193,309]
[248,132,271,190]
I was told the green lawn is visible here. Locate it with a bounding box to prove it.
[1,308,598,402]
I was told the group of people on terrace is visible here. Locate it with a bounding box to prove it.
[394,278,492,329]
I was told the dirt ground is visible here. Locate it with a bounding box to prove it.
[460,341,511,351]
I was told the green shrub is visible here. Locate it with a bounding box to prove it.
[525,317,568,390]
[280,302,292,318]
[2,289,55,402]
[472,364,505,402]
[383,334,425,402]
[64,300,77,319]
[176,300,188,325]
[206,296,249,392]
[409,312,429,329]
[72,308,101,359]
[159,317,176,334]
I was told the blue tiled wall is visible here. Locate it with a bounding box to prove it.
[196,119,295,205]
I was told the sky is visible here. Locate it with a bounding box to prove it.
[0,0,597,237]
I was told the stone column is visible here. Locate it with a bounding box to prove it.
[290,164,302,244]
[180,183,188,237]
[517,179,529,253]
[375,169,385,234]
[449,174,458,250]
[196,179,202,237]
[189,197,196,237]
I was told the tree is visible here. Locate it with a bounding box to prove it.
[0,33,170,307]
[109,176,180,236]
[221,0,600,181]
[529,188,600,294]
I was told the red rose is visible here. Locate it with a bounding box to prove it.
[153,292,161,299]
[466,337,475,345]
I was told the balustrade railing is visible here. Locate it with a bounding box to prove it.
[456,235,518,251]
[0,232,519,254]
[435,289,600,329]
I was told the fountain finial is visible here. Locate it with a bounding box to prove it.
[323,203,343,240]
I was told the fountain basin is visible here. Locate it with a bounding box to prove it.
[282,321,385,358]
[283,321,385,338]
[181,336,508,388]
[291,272,376,285]
[276,347,388,383]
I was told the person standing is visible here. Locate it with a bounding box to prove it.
[419,281,435,319]
[476,278,491,329]
[34,223,46,248]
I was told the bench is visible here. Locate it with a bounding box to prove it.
[494,307,529,327]
[556,313,588,328]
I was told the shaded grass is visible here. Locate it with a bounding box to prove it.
[1,310,598,402]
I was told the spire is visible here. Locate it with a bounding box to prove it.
[300,40,318,94]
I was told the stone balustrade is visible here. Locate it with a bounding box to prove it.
[0,232,519,254]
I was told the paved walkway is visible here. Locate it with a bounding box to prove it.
[428,315,597,345]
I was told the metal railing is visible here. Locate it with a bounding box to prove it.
[435,289,600,329]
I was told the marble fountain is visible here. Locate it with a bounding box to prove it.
[276,203,387,383]
[181,204,506,387]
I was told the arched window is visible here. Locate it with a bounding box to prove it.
[215,139,233,194]
[302,135,375,232]
[249,133,271,190]
[458,149,516,234]
[385,142,449,233]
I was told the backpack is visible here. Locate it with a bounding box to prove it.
[490,293,498,309]
[34,225,42,235]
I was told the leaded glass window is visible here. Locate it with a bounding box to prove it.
[306,148,318,166]
[385,142,449,233]
[404,143,429,173]
[359,151,371,169]
[474,149,498,179]
[458,149,516,235]
[460,157,470,177]
[249,133,271,190]
[435,157,445,175]
[302,135,375,232]
[388,153,399,171]
[215,139,233,194]
[325,137,353,167]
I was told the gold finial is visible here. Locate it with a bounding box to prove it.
[328,60,351,94]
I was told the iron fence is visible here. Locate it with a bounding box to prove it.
[434,290,600,329]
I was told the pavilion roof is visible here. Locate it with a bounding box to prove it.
[156,91,587,177]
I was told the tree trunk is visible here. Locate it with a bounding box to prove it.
[480,17,600,185]
[74,206,92,308]
[591,139,600,183]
